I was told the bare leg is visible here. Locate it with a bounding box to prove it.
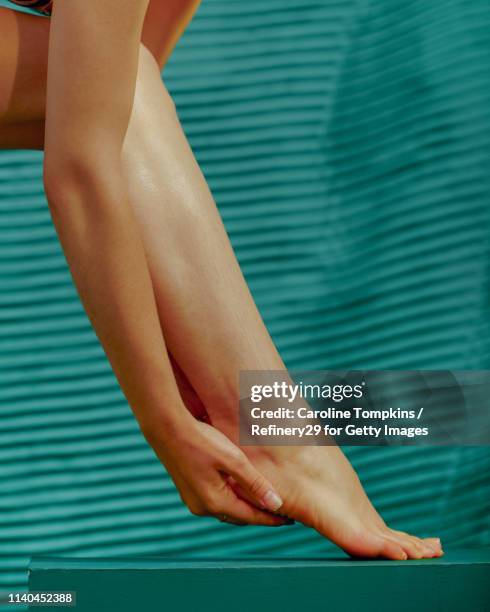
[121,52,443,559]
[0,5,288,528]
[0,5,208,421]
[0,6,442,559]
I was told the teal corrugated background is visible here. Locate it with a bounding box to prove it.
[1,0,490,596]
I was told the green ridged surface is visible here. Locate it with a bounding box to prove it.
[1,0,489,598]
[26,552,490,612]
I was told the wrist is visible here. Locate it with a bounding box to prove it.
[138,397,196,447]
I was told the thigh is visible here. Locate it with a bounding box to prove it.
[142,0,201,70]
[0,0,190,150]
[0,7,49,124]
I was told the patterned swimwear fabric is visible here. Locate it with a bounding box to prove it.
[9,0,52,15]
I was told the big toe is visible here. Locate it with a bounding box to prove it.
[423,537,444,556]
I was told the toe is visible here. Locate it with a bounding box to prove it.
[423,537,444,556]
[387,530,426,559]
[336,525,408,560]
[380,536,408,561]
[411,535,437,558]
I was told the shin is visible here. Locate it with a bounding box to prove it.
[122,49,285,438]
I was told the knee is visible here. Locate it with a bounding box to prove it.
[138,42,160,72]
[136,43,164,90]
[133,43,176,114]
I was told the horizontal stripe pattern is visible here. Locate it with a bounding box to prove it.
[1,0,490,604]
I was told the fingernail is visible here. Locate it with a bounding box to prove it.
[262,490,283,511]
[400,551,408,560]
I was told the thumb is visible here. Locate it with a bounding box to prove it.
[226,455,283,512]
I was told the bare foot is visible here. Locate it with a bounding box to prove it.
[241,444,443,560]
[170,365,443,560]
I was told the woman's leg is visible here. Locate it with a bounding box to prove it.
[0,6,441,559]
[141,0,201,68]
[120,45,442,559]
[0,0,201,144]
[0,7,48,147]
[0,5,208,422]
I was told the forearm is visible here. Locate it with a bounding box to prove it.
[45,164,190,435]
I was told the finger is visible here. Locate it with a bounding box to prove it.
[224,455,283,512]
[217,514,247,526]
[217,490,293,527]
[227,479,294,523]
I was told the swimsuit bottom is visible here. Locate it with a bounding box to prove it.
[8,0,52,15]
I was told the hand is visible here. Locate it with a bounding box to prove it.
[143,415,289,526]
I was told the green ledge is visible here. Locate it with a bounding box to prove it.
[29,550,490,612]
